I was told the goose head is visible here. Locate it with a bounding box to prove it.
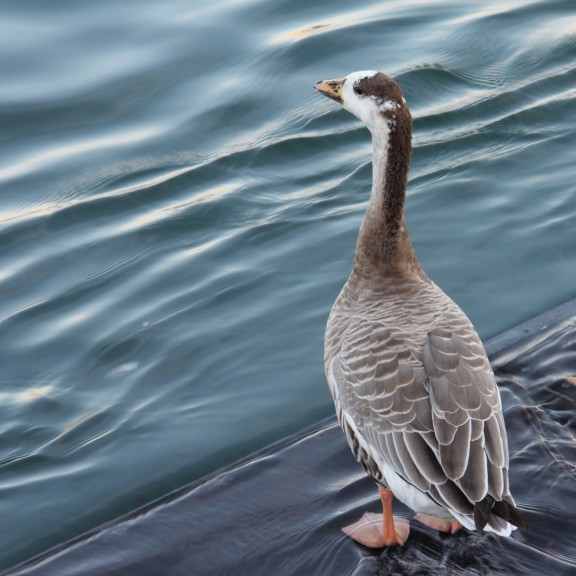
[314,70,408,135]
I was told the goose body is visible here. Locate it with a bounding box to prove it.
[315,71,527,544]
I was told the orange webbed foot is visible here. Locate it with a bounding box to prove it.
[342,512,410,547]
[415,513,463,534]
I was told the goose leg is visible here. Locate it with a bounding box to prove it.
[379,487,409,545]
[342,487,410,547]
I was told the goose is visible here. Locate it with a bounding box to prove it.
[315,71,528,547]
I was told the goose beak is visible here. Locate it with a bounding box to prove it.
[314,78,344,104]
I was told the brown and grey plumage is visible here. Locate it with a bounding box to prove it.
[315,71,527,546]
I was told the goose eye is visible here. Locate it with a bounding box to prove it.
[353,85,363,96]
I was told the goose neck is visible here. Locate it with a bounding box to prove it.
[353,119,424,280]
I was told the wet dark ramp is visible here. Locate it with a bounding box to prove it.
[4,300,576,576]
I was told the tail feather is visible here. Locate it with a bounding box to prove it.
[473,495,529,532]
[492,497,529,530]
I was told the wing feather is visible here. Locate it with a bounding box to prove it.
[438,417,471,480]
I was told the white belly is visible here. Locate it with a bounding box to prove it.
[380,460,451,519]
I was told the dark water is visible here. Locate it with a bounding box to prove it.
[0,0,575,570]
[5,302,576,576]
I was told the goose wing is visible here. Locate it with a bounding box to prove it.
[330,304,509,518]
